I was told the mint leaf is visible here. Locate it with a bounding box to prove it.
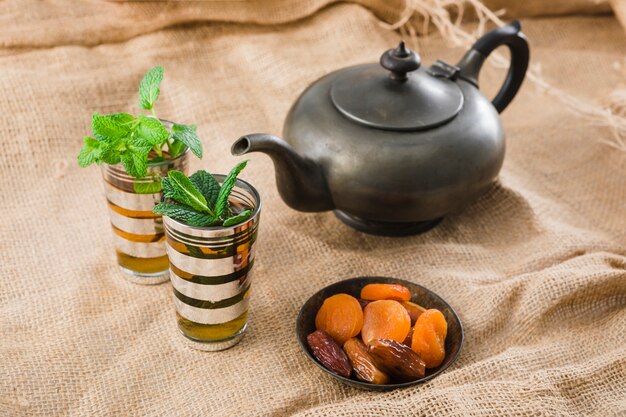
[162,177,175,198]
[172,123,202,158]
[166,170,210,213]
[91,112,131,142]
[133,176,162,194]
[138,66,163,110]
[77,137,102,167]
[99,147,122,165]
[168,138,186,158]
[120,146,150,178]
[222,209,252,227]
[109,112,135,126]
[135,115,168,146]
[189,170,220,208]
[214,160,248,218]
[153,202,216,227]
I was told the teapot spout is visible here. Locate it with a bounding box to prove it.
[231,134,334,212]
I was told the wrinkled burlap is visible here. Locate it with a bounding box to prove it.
[1,1,625,416]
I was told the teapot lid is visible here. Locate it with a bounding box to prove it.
[330,42,463,131]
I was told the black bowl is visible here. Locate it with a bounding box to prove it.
[296,276,464,391]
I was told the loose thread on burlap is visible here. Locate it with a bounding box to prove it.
[379,0,626,152]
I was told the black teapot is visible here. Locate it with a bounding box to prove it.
[232,21,529,236]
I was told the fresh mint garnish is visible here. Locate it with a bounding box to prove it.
[167,137,187,158]
[152,202,215,227]
[77,66,203,182]
[121,145,151,178]
[153,163,252,227]
[189,170,220,207]
[92,112,131,141]
[77,137,102,168]
[222,209,252,227]
[133,180,163,194]
[99,146,122,165]
[135,115,169,146]
[172,123,202,159]
[133,171,164,194]
[138,65,164,111]
[214,161,248,218]
[165,171,210,214]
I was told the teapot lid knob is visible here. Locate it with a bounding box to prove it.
[380,41,421,81]
[329,40,463,131]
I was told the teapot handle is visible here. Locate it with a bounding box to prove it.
[456,21,529,113]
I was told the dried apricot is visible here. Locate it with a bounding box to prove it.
[361,300,411,344]
[410,309,448,368]
[315,293,364,345]
[360,283,411,301]
[368,338,426,382]
[420,309,448,340]
[343,338,389,384]
[307,330,352,377]
[400,301,426,324]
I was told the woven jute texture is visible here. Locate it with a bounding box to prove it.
[0,1,625,416]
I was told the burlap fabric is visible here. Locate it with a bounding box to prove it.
[1,1,625,416]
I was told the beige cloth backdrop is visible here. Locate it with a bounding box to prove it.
[1,1,625,416]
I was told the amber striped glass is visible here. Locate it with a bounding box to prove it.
[100,130,189,284]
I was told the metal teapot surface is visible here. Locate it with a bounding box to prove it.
[232,21,529,236]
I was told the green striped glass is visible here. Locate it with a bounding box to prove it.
[162,175,261,351]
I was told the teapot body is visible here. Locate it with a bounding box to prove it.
[233,22,529,235]
[283,64,505,223]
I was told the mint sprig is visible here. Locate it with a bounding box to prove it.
[139,66,163,111]
[77,137,102,168]
[153,202,215,226]
[92,112,131,141]
[222,209,253,227]
[172,123,202,159]
[135,115,169,146]
[77,66,203,181]
[214,160,247,218]
[189,170,220,207]
[121,145,151,178]
[164,171,210,213]
[133,178,163,194]
[153,162,252,227]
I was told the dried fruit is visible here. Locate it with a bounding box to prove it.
[360,283,411,301]
[422,309,448,340]
[315,293,364,345]
[361,300,411,344]
[368,339,426,382]
[343,338,389,385]
[402,327,414,347]
[307,330,352,378]
[400,301,426,324]
[411,309,448,368]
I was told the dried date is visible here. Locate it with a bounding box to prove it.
[368,338,426,382]
[402,327,414,347]
[307,330,352,378]
[401,301,426,325]
[343,338,389,384]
